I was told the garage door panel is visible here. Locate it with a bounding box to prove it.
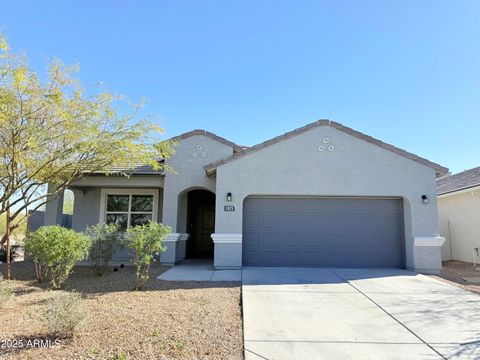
[243,197,405,268]
[261,212,282,228]
[243,213,261,230]
[243,233,265,251]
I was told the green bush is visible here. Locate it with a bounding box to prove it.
[85,224,120,275]
[25,226,91,289]
[44,291,87,337]
[0,275,14,308]
[124,222,171,290]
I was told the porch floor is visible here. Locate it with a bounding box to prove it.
[157,259,241,282]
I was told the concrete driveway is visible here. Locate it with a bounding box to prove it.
[242,268,480,360]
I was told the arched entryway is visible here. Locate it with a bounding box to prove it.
[185,189,215,259]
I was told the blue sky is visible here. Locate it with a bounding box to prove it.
[1,1,479,173]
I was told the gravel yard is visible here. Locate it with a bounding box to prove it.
[0,261,243,360]
[429,260,480,294]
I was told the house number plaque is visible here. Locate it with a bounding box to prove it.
[224,205,235,212]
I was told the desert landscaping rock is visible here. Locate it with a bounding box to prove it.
[0,261,242,360]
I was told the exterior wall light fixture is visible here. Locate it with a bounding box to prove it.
[226,192,232,202]
[421,195,429,204]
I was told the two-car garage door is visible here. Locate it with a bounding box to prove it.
[243,197,405,268]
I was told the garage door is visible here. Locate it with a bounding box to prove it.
[243,197,404,268]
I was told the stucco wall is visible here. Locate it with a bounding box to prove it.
[438,190,480,263]
[71,188,102,231]
[214,125,440,270]
[162,134,233,232]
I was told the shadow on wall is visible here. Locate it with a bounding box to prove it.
[27,210,72,232]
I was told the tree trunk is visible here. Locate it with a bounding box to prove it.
[5,208,11,280]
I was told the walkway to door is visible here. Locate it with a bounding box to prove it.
[157,259,241,282]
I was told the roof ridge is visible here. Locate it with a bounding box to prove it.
[440,165,480,178]
[169,129,244,152]
[203,119,448,176]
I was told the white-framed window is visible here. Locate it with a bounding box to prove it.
[99,189,159,231]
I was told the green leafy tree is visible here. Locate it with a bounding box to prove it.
[0,36,174,279]
[125,222,171,290]
[25,225,91,289]
[85,223,120,275]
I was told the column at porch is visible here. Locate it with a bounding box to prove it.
[44,183,64,226]
[160,186,189,265]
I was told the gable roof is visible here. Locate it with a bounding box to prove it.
[86,130,243,176]
[437,166,480,195]
[170,129,245,153]
[204,119,448,176]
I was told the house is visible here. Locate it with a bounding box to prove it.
[437,166,480,263]
[44,120,448,273]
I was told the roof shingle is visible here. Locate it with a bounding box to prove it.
[437,166,480,195]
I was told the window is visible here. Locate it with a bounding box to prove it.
[100,190,158,231]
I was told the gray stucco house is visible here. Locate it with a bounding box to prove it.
[44,120,448,273]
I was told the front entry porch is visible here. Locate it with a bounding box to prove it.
[159,188,216,266]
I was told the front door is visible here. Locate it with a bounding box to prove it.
[194,205,215,256]
[186,189,215,258]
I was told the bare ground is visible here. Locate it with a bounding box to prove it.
[428,260,480,294]
[0,261,243,360]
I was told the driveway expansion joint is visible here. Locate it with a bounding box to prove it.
[326,268,448,360]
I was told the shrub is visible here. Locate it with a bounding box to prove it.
[44,291,87,337]
[0,275,14,308]
[85,224,120,275]
[25,226,91,289]
[124,222,171,290]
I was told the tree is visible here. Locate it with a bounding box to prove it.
[0,36,174,279]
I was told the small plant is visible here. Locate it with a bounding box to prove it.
[0,275,14,308]
[44,292,87,337]
[151,329,161,337]
[85,224,120,275]
[25,226,91,289]
[158,339,185,352]
[124,222,171,290]
[110,352,128,360]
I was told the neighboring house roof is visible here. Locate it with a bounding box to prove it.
[437,166,480,195]
[170,129,245,152]
[204,119,449,176]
